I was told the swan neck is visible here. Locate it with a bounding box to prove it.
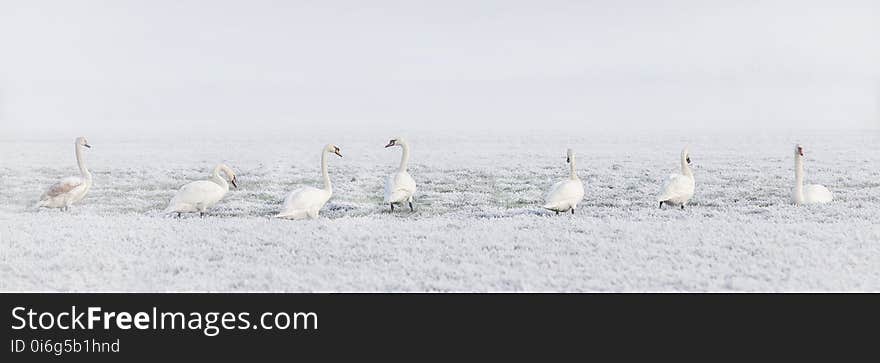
[680,154,692,177]
[211,166,229,190]
[321,150,331,191]
[75,144,91,181]
[398,142,410,172]
[569,155,578,180]
[794,155,804,199]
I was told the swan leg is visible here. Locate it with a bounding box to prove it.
[409,201,414,211]
[177,212,181,218]
[555,210,559,216]
[390,203,394,212]
[571,208,575,215]
[680,204,685,210]
[659,201,664,209]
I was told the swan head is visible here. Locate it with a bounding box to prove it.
[566,148,573,163]
[681,147,691,164]
[216,164,238,188]
[325,144,342,157]
[795,144,804,157]
[75,137,91,149]
[385,137,405,148]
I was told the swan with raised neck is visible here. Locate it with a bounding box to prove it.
[383,137,417,211]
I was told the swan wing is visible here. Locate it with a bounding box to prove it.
[803,184,833,204]
[543,179,585,210]
[658,173,694,202]
[278,186,330,219]
[384,172,416,203]
[165,180,225,212]
[42,176,85,199]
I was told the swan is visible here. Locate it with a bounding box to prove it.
[658,146,695,210]
[276,144,342,220]
[36,137,93,211]
[793,144,832,205]
[383,137,417,211]
[543,148,585,215]
[164,164,238,217]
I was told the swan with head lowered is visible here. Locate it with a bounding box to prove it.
[276,144,342,220]
[543,149,585,215]
[793,144,832,205]
[164,164,238,217]
[383,137,417,211]
[36,136,93,211]
[658,146,695,210]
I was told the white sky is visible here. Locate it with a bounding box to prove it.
[1,0,879,136]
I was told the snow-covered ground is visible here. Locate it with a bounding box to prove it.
[2,129,879,291]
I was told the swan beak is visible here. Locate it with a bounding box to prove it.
[384,141,395,148]
[686,157,691,164]
[798,150,804,156]
[84,144,92,148]
[231,177,238,188]
[334,150,343,157]
[566,156,570,163]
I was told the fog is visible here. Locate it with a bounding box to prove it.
[1,0,879,137]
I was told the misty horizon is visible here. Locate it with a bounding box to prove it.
[2,0,879,135]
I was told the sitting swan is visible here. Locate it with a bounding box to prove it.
[36,136,93,211]
[164,164,238,217]
[276,144,342,220]
[793,144,832,205]
[658,146,695,210]
[383,137,416,211]
[543,148,585,215]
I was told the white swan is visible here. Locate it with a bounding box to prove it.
[276,144,342,220]
[383,137,417,211]
[793,144,832,205]
[658,146,695,210]
[164,164,237,217]
[543,148,585,215]
[36,137,93,211]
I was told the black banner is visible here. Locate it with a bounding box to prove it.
[1,293,877,360]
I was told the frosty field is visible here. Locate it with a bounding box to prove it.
[1,129,879,291]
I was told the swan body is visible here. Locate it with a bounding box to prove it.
[37,137,93,210]
[383,137,417,211]
[658,147,694,209]
[793,144,832,205]
[164,164,237,216]
[543,149,585,214]
[278,186,331,220]
[277,144,342,220]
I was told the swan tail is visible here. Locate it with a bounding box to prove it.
[384,190,409,204]
[542,202,562,211]
[657,188,678,202]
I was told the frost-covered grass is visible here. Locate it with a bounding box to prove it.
[1,129,879,291]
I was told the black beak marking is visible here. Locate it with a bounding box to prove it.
[84,144,92,148]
